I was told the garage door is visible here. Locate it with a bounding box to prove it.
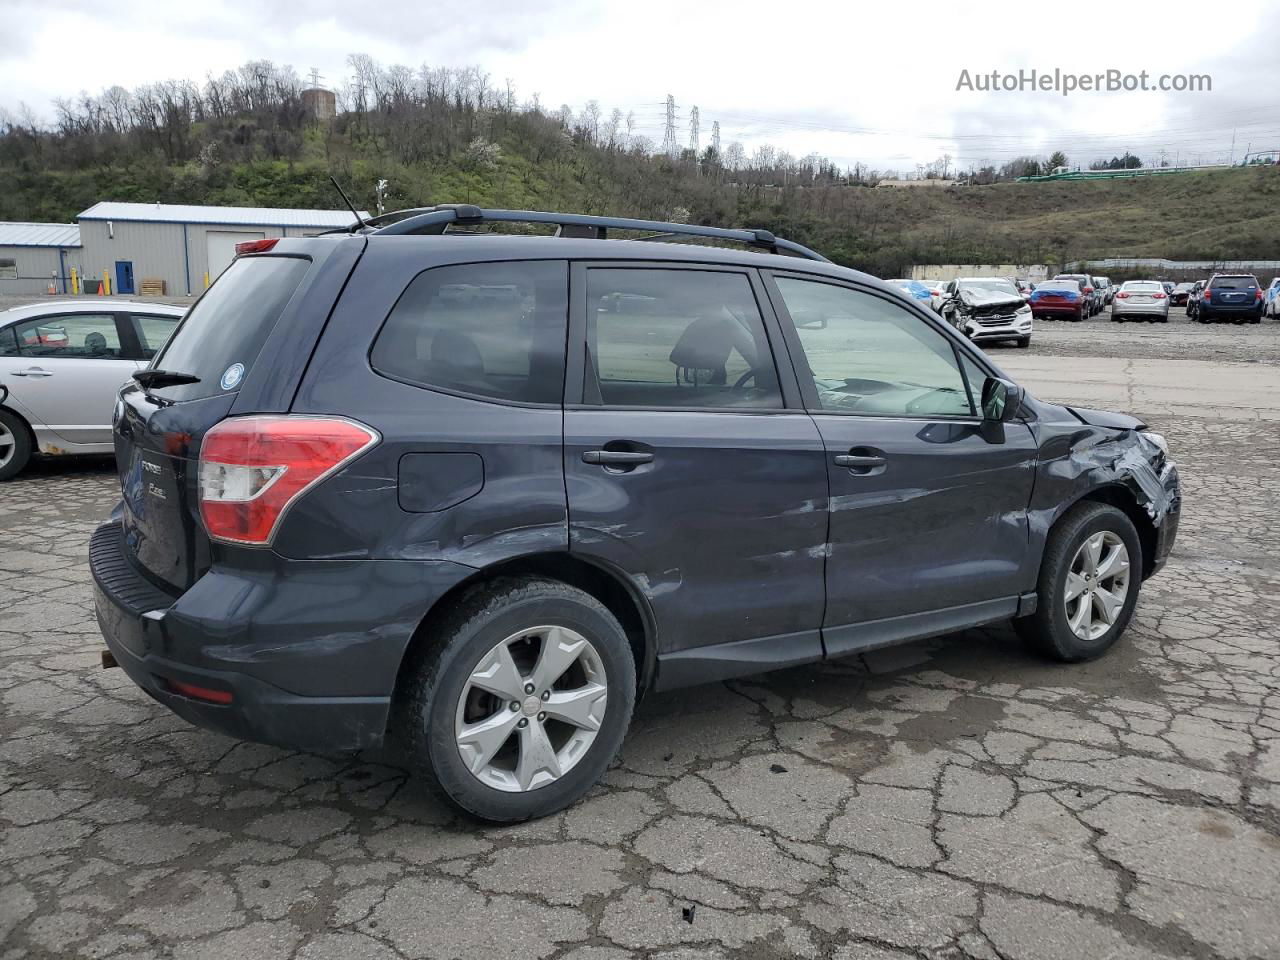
[207,231,266,280]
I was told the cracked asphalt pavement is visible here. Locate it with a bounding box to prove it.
[2,309,1279,960]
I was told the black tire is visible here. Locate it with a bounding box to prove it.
[1016,336,1031,348]
[400,576,636,822]
[1015,502,1143,663]
[0,408,34,482]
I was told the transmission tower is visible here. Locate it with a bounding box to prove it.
[688,106,700,155]
[711,121,721,155]
[307,68,324,89]
[661,95,678,158]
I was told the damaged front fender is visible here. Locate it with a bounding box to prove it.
[1026,402,1182,581]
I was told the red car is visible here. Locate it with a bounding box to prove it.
[1028,279,1086,321]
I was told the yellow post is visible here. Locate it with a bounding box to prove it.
[103,270,111,296]
[70,267,79,295]
[203,272,210,289]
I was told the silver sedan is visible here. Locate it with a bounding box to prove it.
[0,300,185,479]
[1110,281,1171,323]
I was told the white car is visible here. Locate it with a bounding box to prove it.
[939,277,1034,347]
[1265,278,1280,319]
[0,300,185,479]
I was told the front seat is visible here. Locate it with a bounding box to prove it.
[669,314,757,386]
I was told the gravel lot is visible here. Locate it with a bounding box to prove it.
[2,306,1278,960]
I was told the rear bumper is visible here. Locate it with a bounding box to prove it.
[1031,304,1081,318]
[1113,303,1169,318]
[90,521,474,753]
[1200,302,1262,316]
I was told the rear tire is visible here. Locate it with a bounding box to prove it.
[1015,502,1143,663]
[0,409,33,482]
[400,576,636,823]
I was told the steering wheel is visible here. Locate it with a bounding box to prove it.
[732,368,758,390]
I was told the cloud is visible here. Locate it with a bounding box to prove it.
[1,0,1276,170]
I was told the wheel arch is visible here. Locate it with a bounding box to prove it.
[388,551,657,735]
[1056,483,1159,579]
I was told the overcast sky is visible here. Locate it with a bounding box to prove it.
[3,0,1278,172]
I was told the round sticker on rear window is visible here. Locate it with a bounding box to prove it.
[220,363,245,391]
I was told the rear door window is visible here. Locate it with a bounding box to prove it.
[371,260,568,405]
[8,313,124,359]
[586,268,782,409]
[150,256,311,401]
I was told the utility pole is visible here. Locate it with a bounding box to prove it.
[660,95,679,159]
[1229,128,1236,165]
[308,68,323,89]
[688,106,700,157]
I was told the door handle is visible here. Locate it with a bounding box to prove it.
[582,450,654,466]
[13,367,53,377]
[834,448,887,476]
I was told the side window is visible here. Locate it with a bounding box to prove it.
[587,268,782,409]
[371,261,568,404]
[774,277,974,417]
[9,313,124,360]
[956,350,990,410]
[1,326,19,356]
[128,314,180,360]
[0,259,16,281]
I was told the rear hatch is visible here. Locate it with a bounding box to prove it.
[114,252,319,592]
[1207,276,1257,306]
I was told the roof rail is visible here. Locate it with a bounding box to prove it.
[363,206,830,262]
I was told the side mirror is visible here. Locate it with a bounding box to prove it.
[981,377,1024,422]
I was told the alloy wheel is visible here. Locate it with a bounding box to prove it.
[1064,531,1131,641]
[0,421,14,469]
[453,625,608,792]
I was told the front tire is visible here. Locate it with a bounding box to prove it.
[1016,336,1031,348]
[0,409,33,481]
[1015,502,1143,663]
[400,577,637,822]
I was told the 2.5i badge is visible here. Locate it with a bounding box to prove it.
[220,363,245,391]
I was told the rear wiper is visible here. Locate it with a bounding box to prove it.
[133,369,200,388]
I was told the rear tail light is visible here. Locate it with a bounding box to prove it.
[198,416,379,545]
[1083,287,1093,294]
[1116,292,1130,299]
[235,237,281,255]
[1153,292,1166,299]
[1258,289,1265,301]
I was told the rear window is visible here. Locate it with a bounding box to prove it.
[1124,282,1163,292]
[370,260,567,405]
[1038,281,1079,292]
[1209,276,1257,289]
[151,256,310,401]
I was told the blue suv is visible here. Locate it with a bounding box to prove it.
[91,206,1181,821]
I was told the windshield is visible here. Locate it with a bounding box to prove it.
[959,279,1019,296]
[150,256,311,401]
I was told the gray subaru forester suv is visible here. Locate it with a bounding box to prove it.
[91,206,1181,821]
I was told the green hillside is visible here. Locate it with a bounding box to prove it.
[3,62,1277,277]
